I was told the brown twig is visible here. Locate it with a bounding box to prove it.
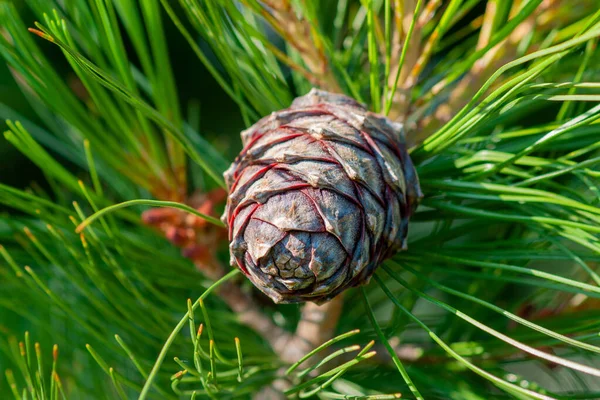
[418,0,559,139]
[216,279,295,358]
[218,272,345,364]
[418,0,443,29]
[280,294,345,363]
[252,0,341,92]
[255,296,345,399]
[386,0,425,121]
[217,270,346,400]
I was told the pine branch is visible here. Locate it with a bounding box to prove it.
[281,296,345,364]
[419,0,558,138]
[386,0,425,120]
[244,0,342,92]
[2,0,600,398]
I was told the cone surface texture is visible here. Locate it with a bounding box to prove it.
[223,89,421,303]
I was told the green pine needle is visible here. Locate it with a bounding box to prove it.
[1,0,600,398]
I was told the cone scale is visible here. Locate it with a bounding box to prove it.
[223,89,421,304]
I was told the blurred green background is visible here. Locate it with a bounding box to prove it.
[0,0,246,189]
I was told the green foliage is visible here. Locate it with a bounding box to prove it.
[2,332,65,399]
[1,0,600,399]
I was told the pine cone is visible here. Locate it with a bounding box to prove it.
[223,89,421,304]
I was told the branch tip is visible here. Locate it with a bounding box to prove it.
[27,28,53,42]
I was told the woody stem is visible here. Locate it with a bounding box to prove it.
[197,259,344,364]
[280,295,345,363]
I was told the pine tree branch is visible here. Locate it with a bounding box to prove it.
[215,280,295,358]
[280,295,345,364]
[417,0,559,140]
[386,0,424,120]
[249,0,341,92]
[420,2,544,135]
[205,261,345,364]
[255,296,345,399]
[198,259,346,399]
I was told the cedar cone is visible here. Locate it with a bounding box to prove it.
[223,89,421,304]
